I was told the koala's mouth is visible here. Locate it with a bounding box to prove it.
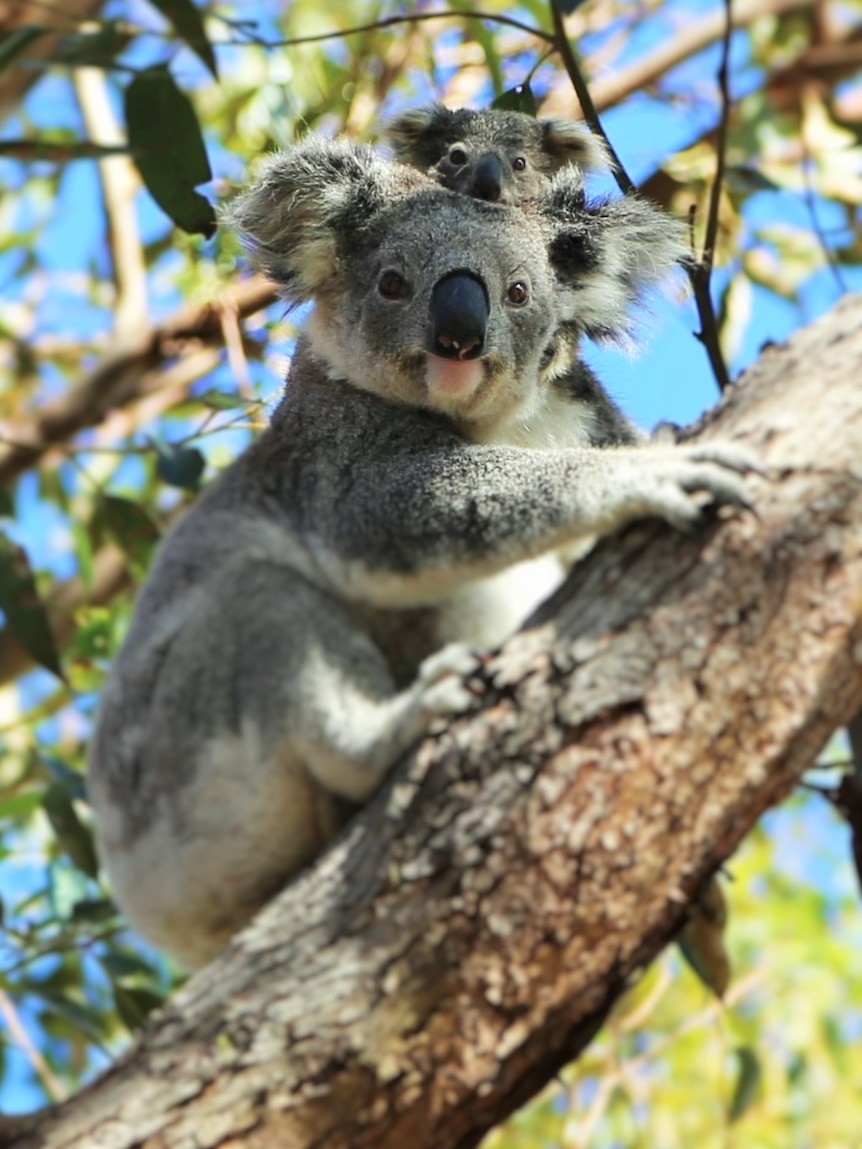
[425,353,485,402]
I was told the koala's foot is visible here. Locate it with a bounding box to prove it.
[624,441,759,533]
[417,642,483,718]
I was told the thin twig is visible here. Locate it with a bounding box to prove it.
[262,10,554,49]
[548,1,635,195]
[799,100,849,297]
[0,988,65,1102]
[688,0,733,392]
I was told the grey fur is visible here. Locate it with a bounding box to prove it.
[88,138,753,968]
[387,104,612,202]
[386,104,692,447]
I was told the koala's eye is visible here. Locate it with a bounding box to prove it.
[507,281,530,306]
[449,146,468,167]
[378,269,410,301]
[512,156,527,172]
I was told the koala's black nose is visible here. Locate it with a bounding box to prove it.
[472,155,504,202]
[430,272,489,360]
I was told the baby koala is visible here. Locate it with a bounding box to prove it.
[88,137,754,969]
[387,102,611,205]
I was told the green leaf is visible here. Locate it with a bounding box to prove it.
[99,495,160,576]
[0,790,43,823]
[113,983,164,1032]
[43,785,99,880]
[56,21,123,68]
[71,608,114,662]
[677,880,730,999]
[156,445,206,490]
[199,388,254,411]
[492,83,537,117]
[99,951,156,981]
[0,26,45,75]
[70,898,117,924]
[42,757,87,803]
[0,488,15,518]
[39,991,108,1044]
[554,0,588,13]
[147,0,218,79]
[0,531,63,680]
[48,858,92,920]
[71,517,94,593]
[729,1046,762,1123]
[124,67,216,236]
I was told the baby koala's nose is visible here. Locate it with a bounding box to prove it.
[471,154,504,202]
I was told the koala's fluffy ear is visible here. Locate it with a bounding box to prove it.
[541,118,612,173]
[543,168,690,342]
[224,138,420,300]
[386,104,444,161]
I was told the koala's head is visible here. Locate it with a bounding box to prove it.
[225,137,687,439]
[386,104,611,206]
[226,138,569,438]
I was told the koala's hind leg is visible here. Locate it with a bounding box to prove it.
[290,610,480,802]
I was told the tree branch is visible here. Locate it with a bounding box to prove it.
[0,275,275,488]
[9,294,862,1149]
[689,0,733,392]
[542,0,813,117]
[73,63,148,341]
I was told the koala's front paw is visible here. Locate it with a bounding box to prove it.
[417,642,483,718]
[634,441,759,532]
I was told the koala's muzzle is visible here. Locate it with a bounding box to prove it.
[471,154,504,202]
[430,272,489,360]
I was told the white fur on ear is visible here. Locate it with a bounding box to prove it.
[223,139,425,300]
[541,118,613,173]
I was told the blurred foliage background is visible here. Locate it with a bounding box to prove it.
[0,0,861,1145]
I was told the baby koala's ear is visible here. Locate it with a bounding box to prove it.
[542,166,690,342]
[540,118,613,173]
[386,104,445,160]
[223,137,422,301]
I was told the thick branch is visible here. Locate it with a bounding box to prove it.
[0,2,105,120]
[0,276,275,489]
[543,0,813,117]
[11,297,862,1149]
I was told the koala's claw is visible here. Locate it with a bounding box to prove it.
[680,441,763,477]
[417,642,483,718]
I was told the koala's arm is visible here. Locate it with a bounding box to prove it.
[295,403,752,608]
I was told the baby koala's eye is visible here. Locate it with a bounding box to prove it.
[448,146,468,166]
[507,281,530,306]
[512,155,527,172]
[378,269,410,300]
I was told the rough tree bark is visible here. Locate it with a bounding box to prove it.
[7,295,862,1149]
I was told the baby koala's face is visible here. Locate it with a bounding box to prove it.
[388,105,611,207]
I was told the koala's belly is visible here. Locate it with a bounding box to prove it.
[95,728,344,969]
[439,554,567,646]
[363,553,565,683]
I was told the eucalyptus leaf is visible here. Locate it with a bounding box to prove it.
[155,445,206,490]
[0,531,63,680]
[147,0,218,79]
[124,67,216,236]
[0,26,45,75]
[492,84,537,117]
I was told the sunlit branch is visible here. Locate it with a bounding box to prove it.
[548,1,635,195]
[260,9,555,50]
[688,0,733,393]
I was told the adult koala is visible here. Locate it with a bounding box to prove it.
[88,138,753,968]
